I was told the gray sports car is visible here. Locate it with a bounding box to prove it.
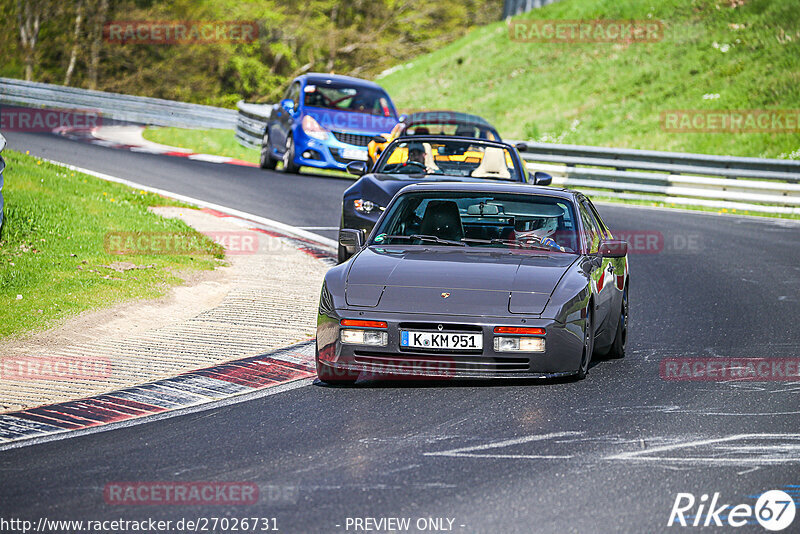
[316,182,629,384]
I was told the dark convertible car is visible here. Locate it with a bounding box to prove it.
[338,135,552,262]
[317,182,629,384]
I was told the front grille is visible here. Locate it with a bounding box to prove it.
[332,131,372,147]
[353,351,530,373]
[398,322,482,332]
[329,148,349,164]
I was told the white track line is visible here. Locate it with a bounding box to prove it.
[41,158,338,250]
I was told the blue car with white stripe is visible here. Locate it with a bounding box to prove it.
[259,74,399,173]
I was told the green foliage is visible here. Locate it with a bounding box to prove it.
[0,0,501,107]
[379,0,800,158]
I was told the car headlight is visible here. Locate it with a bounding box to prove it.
[340,319,388,346]
[353,199,383,214]
[493,326,545,353]
[302,115,329,140]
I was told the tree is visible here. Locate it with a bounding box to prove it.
[16,0,50,81]
[63,0,84,86]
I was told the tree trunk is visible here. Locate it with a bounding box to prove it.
[87,0,108,90]
[17,0,44,81]
[64,0,84,86]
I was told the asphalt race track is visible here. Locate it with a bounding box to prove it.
[2,131,800,533]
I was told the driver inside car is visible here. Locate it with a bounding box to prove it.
[395,142,428,173]
[517,216,566,251]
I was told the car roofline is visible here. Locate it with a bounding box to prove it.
[393,181,578,200]
[391,134,512,149]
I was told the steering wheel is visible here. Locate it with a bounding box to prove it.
[401,161,427,171]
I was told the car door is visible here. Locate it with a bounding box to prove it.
[273,81,300,153]
[578,199,613,340]
[586,198,626,334]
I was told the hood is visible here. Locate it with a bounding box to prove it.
[345,247,578,316]
[304,107,397,135]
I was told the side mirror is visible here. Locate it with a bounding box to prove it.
[532,171,552,186]
[346,161,367,176]
[280,99,295,113]
[599,239,628,258]
[339,228,365,253]
[515,142,528,151]
[372,135,388,143]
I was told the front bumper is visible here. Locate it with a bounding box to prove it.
[292,128,372,171]
[317,310,585,379]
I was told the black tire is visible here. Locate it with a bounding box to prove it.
[315,343,358,385]
[575,307,594,380]
[607,283,628,359]
[282,134,300,173]
[316,360,358,385]
[259,128,277,170]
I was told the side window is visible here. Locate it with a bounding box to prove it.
[289,82,300,108]
[585,199,610,238]
[582,200,607,241]
[578,202,600,253]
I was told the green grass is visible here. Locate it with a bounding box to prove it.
[143,127,260,164]
[0,151,224,340]
[377,0,800,159]
[142,126,355,179]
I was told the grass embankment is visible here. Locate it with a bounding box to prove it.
[143,127,260,164]
[0,150,223,340]
[142,127,353,179]
[378,0,800,159]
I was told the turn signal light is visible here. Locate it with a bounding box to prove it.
[493,326,545,335]
[341,319,388,329]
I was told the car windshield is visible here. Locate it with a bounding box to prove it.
[371,191,579,253]
[405,122,499,140]
[375,140,520,180]
[303,83,395,117]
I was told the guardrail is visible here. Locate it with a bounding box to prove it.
[514,141,800,214]
[0,78,237,129]
[235,101,271,149]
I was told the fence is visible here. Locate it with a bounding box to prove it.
[0,78,237,129]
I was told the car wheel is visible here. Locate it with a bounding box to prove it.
[607,283,628,359]
[259,129,277,170]
[316,361,358,386]
[576,307,593,380]
[315,344,358,385]
[282,134,300,173]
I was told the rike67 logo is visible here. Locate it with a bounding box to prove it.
[669,490,796,531]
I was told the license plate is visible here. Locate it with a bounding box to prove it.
[401,331,482,350]
[341,148,368,161]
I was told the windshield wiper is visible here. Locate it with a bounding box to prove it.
[378,234,467,247]
[460,237,555,251]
